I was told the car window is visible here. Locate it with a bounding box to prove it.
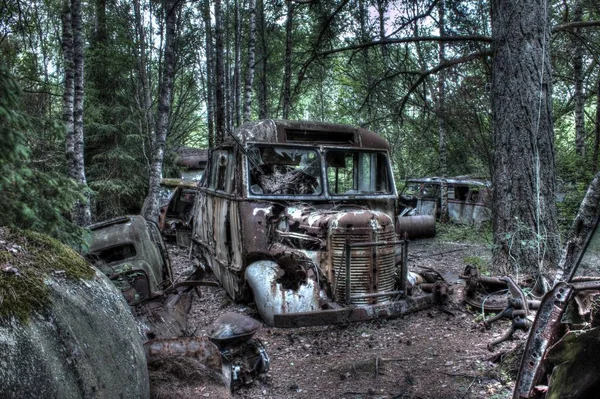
[326,150,391,195]
[248,146,322,195]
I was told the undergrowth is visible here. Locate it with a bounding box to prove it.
[436,222,492,245]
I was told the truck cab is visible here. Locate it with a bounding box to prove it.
[191,120,429,326]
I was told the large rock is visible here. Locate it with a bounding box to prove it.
[0,230,149,398]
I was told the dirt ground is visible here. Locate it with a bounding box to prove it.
[161,237,519,399]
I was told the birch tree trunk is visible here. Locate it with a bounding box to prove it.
[243,0,256,122]
[491,0,560,287]
[133,0,155,154]
[144,0,179,223]
[202,0,215,147]
[437,0,448,223]
[233,0,242,127]
[282,0,293,119]
[214,0,225,143]
[61,1,74,167]
[63,0,91,227]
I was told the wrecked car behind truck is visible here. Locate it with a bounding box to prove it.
[190,119,438,327]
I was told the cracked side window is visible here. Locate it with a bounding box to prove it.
[248,146,322,195]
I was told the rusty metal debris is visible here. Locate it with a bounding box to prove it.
[86,215,270,392]
[396,214,436,239]
[190,120,443,326]
[513,209,600,398]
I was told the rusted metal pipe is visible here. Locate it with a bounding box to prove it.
[273,293,436,328]
[396,215,436,239]
[350,290,404,300]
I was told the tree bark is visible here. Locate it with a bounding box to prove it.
[572,0,585,158]
[594,76,600,171]
[243,0,256,122]
[233,0,242,127]
[214,0,225,143]
[144,0,179,223]
[63,0,91,227]
[491,0,560,287]
[133,0,155,154]
[202,0,215,147]
[61,0,74,166]
[257,0,268,119]
[282,0,293,119]
[437,0,448,223]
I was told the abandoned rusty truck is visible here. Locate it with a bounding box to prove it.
[190,120,439,327]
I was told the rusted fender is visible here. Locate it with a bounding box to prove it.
[144,336,223,371]
[209,312,262,347]
[245,260,328,326]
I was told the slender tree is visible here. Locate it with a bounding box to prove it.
[144,0,180,223]
[233,0,242,127]
[572,0,585,158]
[282,0,294,119]
[202,0,215,146]
[257,0,269,119]
[243,0,257,122]
[214,0,225,142]
[62,0,91,226]
[437,0,448,223]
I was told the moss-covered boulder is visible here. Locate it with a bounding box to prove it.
[0,228,149,398]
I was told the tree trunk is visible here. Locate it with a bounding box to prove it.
[572,0,585,158]
[358,0,372,124]
[202,0,215,147]
[243,0,256,122]
[133,0,155,154]
[61,0,74,168]
[594,76,600,171]
[144,0,179,223]
[437,0,448,223]
[257,0,268,119]
[214,0,225,143]
[233,0,242,127]
[94,0,107,45]
[63,0,91,227]
[282,0,293,119]
[491,0,560,287]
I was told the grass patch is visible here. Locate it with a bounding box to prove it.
[0,228,94,323]
[436,222,492,245]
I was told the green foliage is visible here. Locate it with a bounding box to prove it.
[463,255,490,275]
[0,228,94,323]
[0,63,87,247]
[436,222,492,245]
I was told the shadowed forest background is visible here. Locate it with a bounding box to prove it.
[2,0,600,279]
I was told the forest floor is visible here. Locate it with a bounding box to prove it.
[157,229,520,399]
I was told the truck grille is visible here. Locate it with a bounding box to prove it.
[331,228,396,304]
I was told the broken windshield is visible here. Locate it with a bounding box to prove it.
[326,150,392,195]
[248,146,322,195]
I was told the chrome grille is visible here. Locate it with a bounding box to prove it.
[331,228,396,304]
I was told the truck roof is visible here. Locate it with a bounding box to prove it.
[227,119,390,150]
